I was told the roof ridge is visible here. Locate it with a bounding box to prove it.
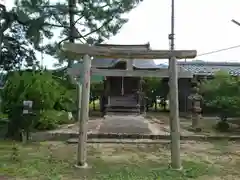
[96,43,150,49]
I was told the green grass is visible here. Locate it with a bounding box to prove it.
[0,140,236,180]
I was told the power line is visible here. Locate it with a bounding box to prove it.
[196,44,240,57]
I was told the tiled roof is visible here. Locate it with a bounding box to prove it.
[157,61,240,76]
[93,58,240,76]
[178,61,240,76]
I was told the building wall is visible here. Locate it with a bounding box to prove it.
[107,77,139,96]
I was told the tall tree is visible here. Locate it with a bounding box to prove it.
[0,3,37,71]
[1,23,37,71]
[14,0,144,67]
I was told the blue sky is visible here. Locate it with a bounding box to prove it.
[4,0,240,69]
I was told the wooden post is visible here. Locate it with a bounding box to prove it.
[169,0,181,169]
[76,54,91,168]
[169,57,181,169]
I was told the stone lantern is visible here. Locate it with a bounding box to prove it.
[188,77,203,132]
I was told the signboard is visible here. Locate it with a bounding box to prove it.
[23,100,33,114]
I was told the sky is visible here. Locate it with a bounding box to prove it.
[4,0,240,69]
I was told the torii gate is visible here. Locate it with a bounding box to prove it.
[62,42,197,168]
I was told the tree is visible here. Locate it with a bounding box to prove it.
[90,82,103,110]
[201,71,240,130]
[14,0,143,67]
[143,77,162,111]
[0,4,37,70]
[1,23,38,70]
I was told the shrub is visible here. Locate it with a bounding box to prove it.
[54,89,76,112]
[35,110,72,130]
[35,111,58,130]
[2,70,75,137]
[216,121,230,132]
[200,71,240,119]
[55,111,71,124]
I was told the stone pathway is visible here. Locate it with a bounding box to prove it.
[31,115,168,141]
[98,115,154,134]
[32,114,216,142]
[58,114,165,135]
[31,114,240,142]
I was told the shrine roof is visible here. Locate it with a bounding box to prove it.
[92,43,161,69]
[92,58,160,69]
[178,61,240,76]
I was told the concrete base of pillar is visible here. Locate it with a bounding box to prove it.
[74,163,89,169]
[169,164,183,171]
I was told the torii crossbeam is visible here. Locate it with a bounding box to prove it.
[63,42,197,59]
[63,42,197,79]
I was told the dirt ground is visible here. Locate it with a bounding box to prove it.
[148,112,240,136]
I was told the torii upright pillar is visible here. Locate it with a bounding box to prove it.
[169,0,181,169]
[76,54,91,168]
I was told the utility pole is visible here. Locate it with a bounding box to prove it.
[68,0,85,168]
[168,0,181,169]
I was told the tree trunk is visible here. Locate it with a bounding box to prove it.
[154,99,157,111]
[93,100,96,111]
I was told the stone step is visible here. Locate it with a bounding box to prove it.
[106,104,139,108]
[67,138,170,144]
[109,100,137,105]
[106,112,140,116]
[106,108,140,113]
[109,96,137,103]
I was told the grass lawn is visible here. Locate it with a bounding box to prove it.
[0,140,239,180]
